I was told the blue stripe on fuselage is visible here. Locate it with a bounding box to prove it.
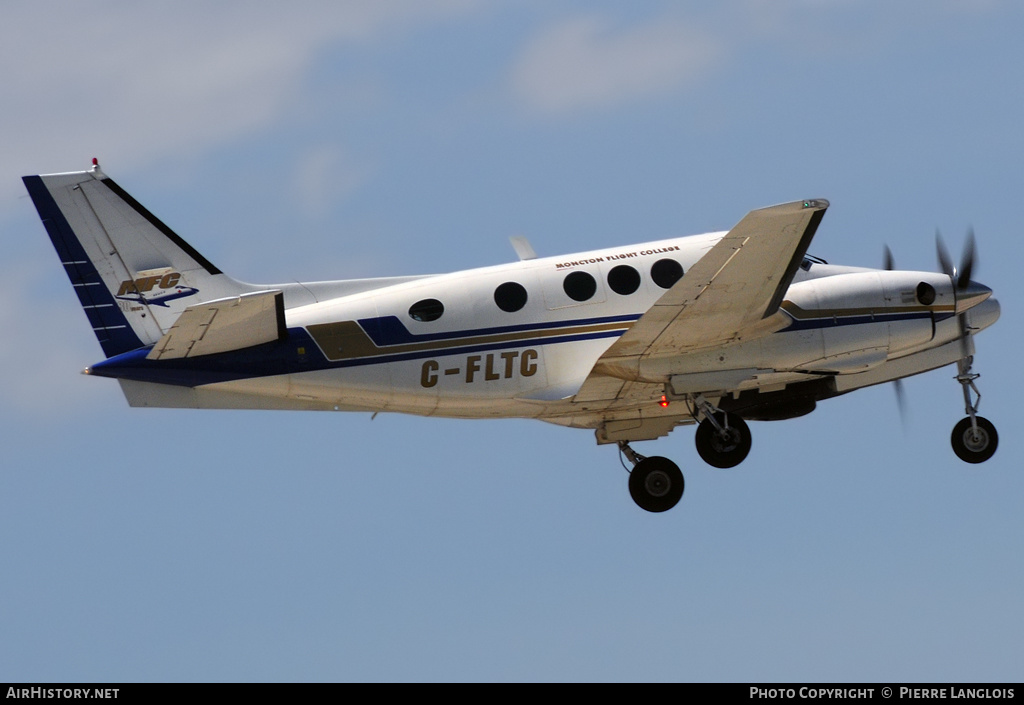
[781,309,939,331]
[86,325,629,387]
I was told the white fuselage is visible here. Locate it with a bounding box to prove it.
[173,230,998,431]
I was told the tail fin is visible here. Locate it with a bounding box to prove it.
[23,163,250,358]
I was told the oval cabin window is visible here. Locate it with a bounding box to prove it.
[562,271,597,302]
[651,259,684,289]
[607,265,641,296]
[494,282,528,312]
[408,298,445,322]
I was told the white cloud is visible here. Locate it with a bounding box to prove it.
[291,144,371,220]
[509,14,724,116]
[0,0,478,214]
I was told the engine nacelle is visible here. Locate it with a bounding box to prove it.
[783,270,949,373]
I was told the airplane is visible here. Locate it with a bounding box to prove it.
[115,282,200,308]
[23,160,1001,513]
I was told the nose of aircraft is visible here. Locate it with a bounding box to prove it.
[967,289,1000,332]
[955,280,993,314]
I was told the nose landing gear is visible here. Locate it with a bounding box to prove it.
[951,356,998,464]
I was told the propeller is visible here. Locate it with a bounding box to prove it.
[935,227,978,291]
[882,244,907,427]
[936,229,954,279]
[935,228,980,359]
[892,377,908,429]
[883,231,984,429]
[958,228,976,289]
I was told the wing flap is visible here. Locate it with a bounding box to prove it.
[147,290,285,360]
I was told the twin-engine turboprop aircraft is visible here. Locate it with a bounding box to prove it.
[24,162,1001,512]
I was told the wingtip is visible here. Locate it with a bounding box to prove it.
[754,198,830,215]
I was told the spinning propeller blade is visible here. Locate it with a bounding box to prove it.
[883,244,895,271]
[936,228,983,359]
[884,244,909,426]
[893,377,908,429]
[957,228,976,290]
[936,229,955,279]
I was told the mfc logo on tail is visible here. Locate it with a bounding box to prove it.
[117,272,181,295]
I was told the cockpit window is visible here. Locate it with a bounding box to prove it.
[801,254,829,271]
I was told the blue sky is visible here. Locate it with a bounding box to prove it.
[1,0,1022,682]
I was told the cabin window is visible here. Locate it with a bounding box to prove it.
[607,265,641,296]
[408,298,444,322]
[494,281,528,312]
[651,258,683,289]
[562,271,597,302]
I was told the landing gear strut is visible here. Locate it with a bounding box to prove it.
[620,442,684,513]
[692,397,752,468]
[951,356,998,463]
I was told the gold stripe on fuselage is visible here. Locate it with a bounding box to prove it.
[306,319,632,362]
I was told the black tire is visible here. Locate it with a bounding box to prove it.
[628,456,684,513]
[951,416,998,464]
[695,412,752,468]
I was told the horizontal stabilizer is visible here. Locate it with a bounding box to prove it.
[147,290,285,360]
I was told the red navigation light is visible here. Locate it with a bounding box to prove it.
[659,394,669,408]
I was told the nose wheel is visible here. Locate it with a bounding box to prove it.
[951,416,998,464]
[619,443,684,513]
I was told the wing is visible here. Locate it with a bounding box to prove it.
[577,198,828,401]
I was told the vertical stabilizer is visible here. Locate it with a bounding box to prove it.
[23,164,252,358]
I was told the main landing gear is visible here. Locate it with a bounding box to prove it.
[950,356,998,464]
[620,442,684,513]
[693,399,752,469]
[620,398,753,513]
